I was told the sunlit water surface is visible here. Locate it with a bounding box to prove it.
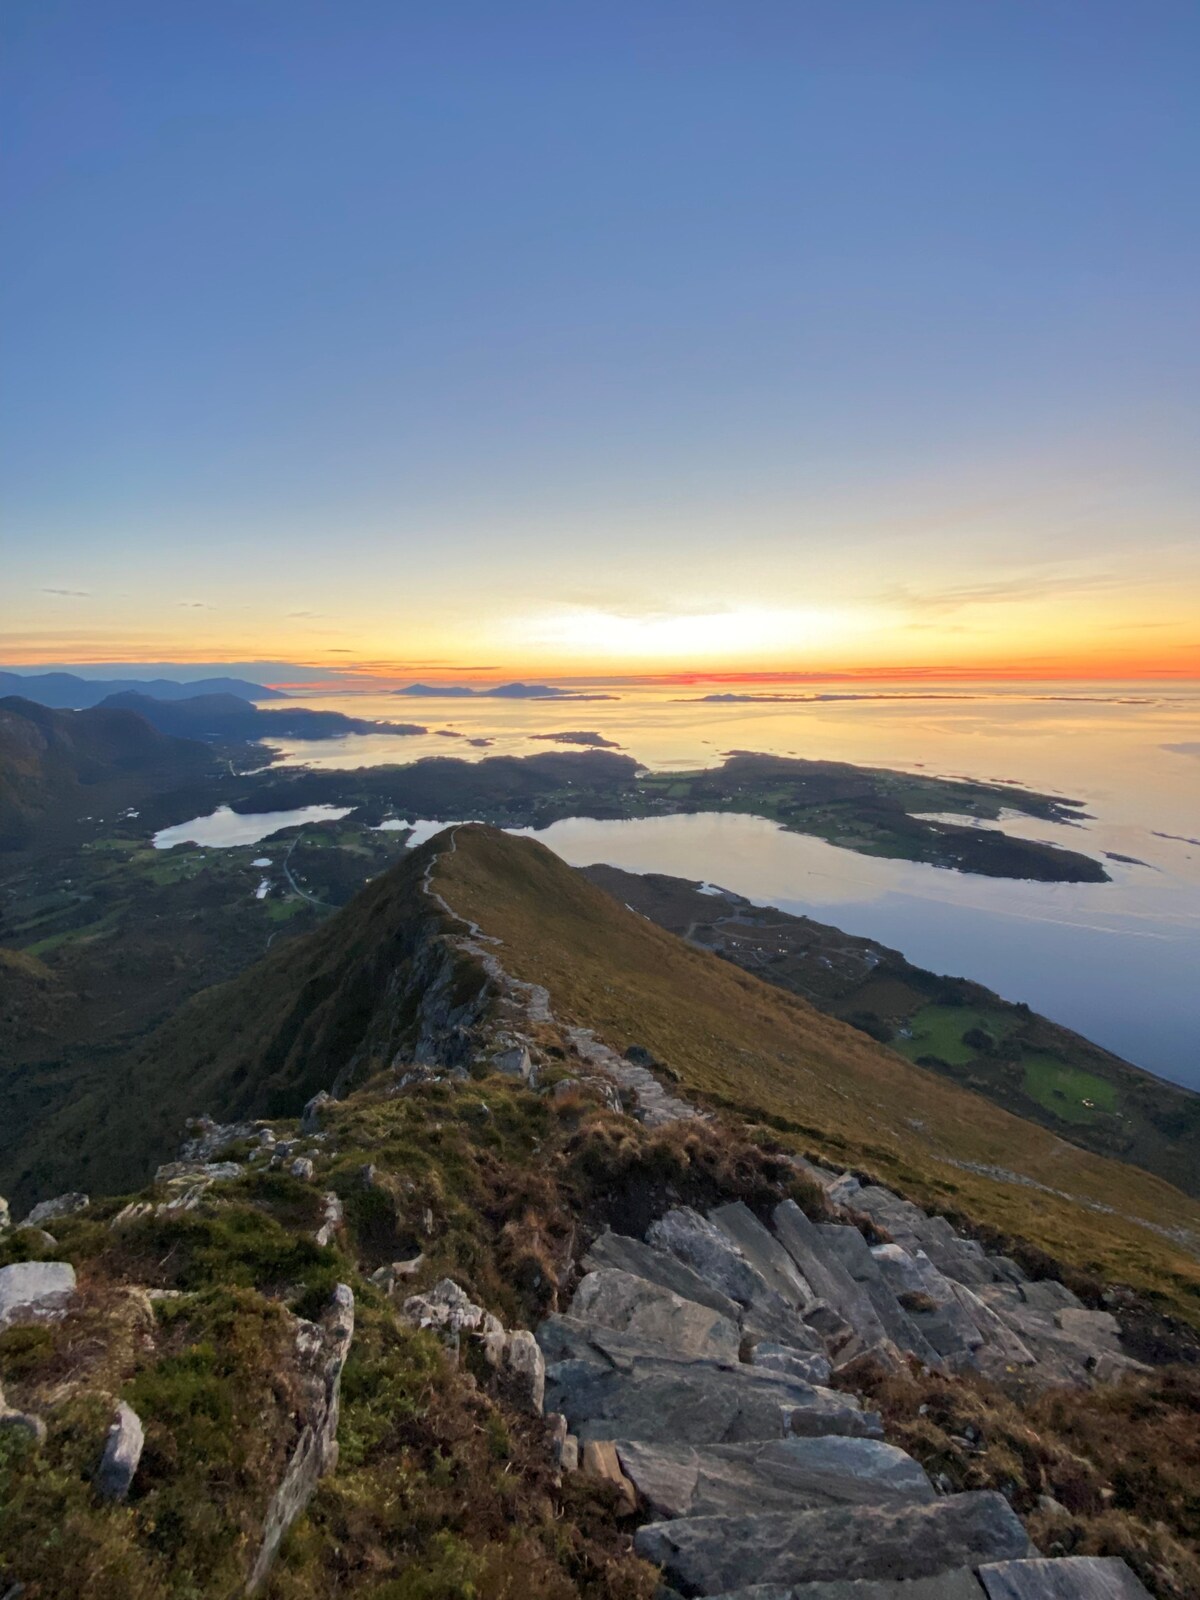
[231,682,1199,1087]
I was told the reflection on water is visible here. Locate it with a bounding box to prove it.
[152,804,353,850]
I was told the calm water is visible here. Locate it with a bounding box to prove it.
[152,803,353,849]
[249,682,1199,1088]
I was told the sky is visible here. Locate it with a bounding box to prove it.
[2,1,1198,682]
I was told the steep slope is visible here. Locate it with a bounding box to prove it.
[2,839,492,1205]
[434,827,1200,1323]
[583,863,1200,1198]
[0,697,212,849]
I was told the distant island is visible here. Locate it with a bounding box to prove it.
[0,669,288,708]
[395,681,616,700]
[530,730,621,748]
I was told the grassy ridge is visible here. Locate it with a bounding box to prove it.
[436,826,1200,1323]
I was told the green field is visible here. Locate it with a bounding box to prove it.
[1021,1053,1118,1123]
[894,1003,1016,1066]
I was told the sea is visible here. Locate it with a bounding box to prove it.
[204,680,1200,1091]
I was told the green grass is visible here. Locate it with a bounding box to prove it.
[895,1004,1017,1066]
[1022,1054,1118,1123]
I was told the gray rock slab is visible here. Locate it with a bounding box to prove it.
[707,1575,985,1600]
[647,1208,806,1343]
[23,1192,88,1227]
[635,1492,1033,1594]
[977,1557,1152,1599]
[541,1340,873,1447]
[750,1341,832,1386]
[708,1202,816,1311]
[0,1261,76,1330]
[615,1435,934,1519]
[773,1203,892,1354]
[815,1226,941,1365]
[570,1268,742,1361]
[585,1231,745,1322]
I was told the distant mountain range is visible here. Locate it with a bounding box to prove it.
[0,670,288,709]
[395,681,614,700]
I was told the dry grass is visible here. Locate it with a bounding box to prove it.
[434,826,1200,1324]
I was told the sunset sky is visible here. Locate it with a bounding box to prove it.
[3,2,1198,682]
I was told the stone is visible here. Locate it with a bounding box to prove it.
[707,1575,985,1599]
[773,1202,894,1358]
[290,1157,316,1182]
[570,1268,742,1361]
[614,1435,935,1520]
[584,1230,745,1323]
[155,1160,242,1183]
[710,1202,815,1311]
[301,1090,332,1133]
[401,1278,503,1351]
[977,1556,1152,1599]
[315,1193,343,1248]
[0,1195,10,1232]
[22,1227,59,1249]
[23,1192,88,1227]
[634,1491,1033,1593]
[392,1253,425,1279]
[647,1208,816,1348]
[492,1043,533,1082]
[0,1261,76,1330]
[749,1342,832,1386]
[580,1438,637,1512]
[247,1283,355,1594]
[814,1225,941,1365]
[541,1334,876,1446]
[500,1329,546,1414]
[95,1401,144,1500]
[560,1434,580,1471]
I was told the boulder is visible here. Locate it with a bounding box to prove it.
[614,1435,934,1520]
[289,1157,316,1182]
[580,1438,637,1512]
[0,1260,76,1330]
[707,1574,986,1599]
[584,1231,745,1323]
[95,1401,144,1500]
[0,1195,10,1232]
[570,1268,742,1362]
[492,1043,533,1082]
[749,1342,832,1386]
[23,1192,88,1227]
[500,1329,546,1415]
[978,1556,1152,1599]
[709,1202,815,1311]
[634,1491,1033,1593]
[301,1090,332,1133]
[0,1405,47,1448]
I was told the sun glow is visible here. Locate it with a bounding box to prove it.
[512,604,875,665]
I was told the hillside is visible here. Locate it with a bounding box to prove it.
[7,824,1199,1327]
[96,690,425,743]
[0,840,488,1206]
[0,697,212,850]
[583,864,1200,1197]
[434,828,1200,1324]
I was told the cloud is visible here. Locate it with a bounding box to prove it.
[288,610,323,619]
[879,569,1127,615]
[178,601,214,609]
[41,587,90,597]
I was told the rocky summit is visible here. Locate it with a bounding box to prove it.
[0,826,1196,1599]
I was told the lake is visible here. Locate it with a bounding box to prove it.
[250,681,1199,1088]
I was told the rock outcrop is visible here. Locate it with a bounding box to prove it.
[246,1283,355,1595]
[0,1260,76,1330]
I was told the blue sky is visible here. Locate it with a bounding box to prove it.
[3,1,1198,675]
